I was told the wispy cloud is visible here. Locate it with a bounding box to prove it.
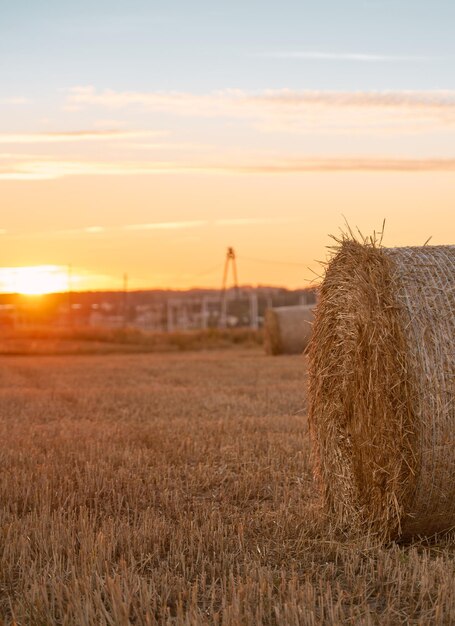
[1,219,295,240]
[1,220,304,245]
[225,158,455,173]
[1,156,455,181]
[0,152,52,160]
[4,225,109,239]
[67,86,455,112]
[216,217,301,226]
[124,220,208,231]
[0,97,28,105]
[66,86,240,115]
[249,90,455,109]
[258,51,435,62]
[0,130,164,145]
[84,226,105,233]
[129,142,211,151]
[0,160,177,180]
[65,87,455,135]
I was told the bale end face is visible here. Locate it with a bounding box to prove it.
[264,305,314,356]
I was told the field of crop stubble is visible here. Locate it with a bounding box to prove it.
[1,348,455,625]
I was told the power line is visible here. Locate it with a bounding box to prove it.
[238,255,307,267]
[192,262,224,278]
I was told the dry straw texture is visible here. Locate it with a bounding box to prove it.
[264,305,315,355]
[309,238,455,540]
[3,349,455,622]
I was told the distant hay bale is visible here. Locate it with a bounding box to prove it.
[264,305,315,355]
[309,239,455,540]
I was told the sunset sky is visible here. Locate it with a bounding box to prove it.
[1,0,454,292]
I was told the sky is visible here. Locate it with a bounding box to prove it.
[1,0,454,291]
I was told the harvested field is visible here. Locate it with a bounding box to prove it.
[0,327,263,356]
[1,349,455,625]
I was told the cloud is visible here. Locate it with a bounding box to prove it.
[226,158,455,173]
[84,226,105,233]
[124,220,208,231]
[67,86,455,113]
[66,86,242,116]
[216,217,301,226]
[65,87,455,135]
[129,142,211,151]
[257,51,434,62]
[1,156,455,181]
[2,220,290,240]
[0,97,28,105]
[0,160,177,180]
[6,225,109,239]
[0,152,52,160]
[249,90,455,109]
[0,130,164,145]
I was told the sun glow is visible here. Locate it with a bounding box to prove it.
[0,265,69,295]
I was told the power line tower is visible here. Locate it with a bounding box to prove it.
[220,247,239,328]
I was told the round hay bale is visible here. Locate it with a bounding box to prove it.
[309,239,455,540]
[264,305,315,355]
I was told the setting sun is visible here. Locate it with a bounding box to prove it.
[0,265,69,295]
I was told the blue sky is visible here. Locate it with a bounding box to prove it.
[2,0,455,98]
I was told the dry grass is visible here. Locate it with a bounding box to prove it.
[0,327,263,356]
[1,349,455,625]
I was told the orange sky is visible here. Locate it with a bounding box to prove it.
[2,169,454,292]
[1,3,454,292]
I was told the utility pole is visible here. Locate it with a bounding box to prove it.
[249,290,258,330]
[167,300,174,333]
[67,264,73,328]
[220,247,239,328]
[122,273,128,329]
[201,296,208,330]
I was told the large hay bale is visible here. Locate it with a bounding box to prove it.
[309,239,455,540]
[264,305,315,355]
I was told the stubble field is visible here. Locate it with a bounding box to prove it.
[0,348,454,625]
